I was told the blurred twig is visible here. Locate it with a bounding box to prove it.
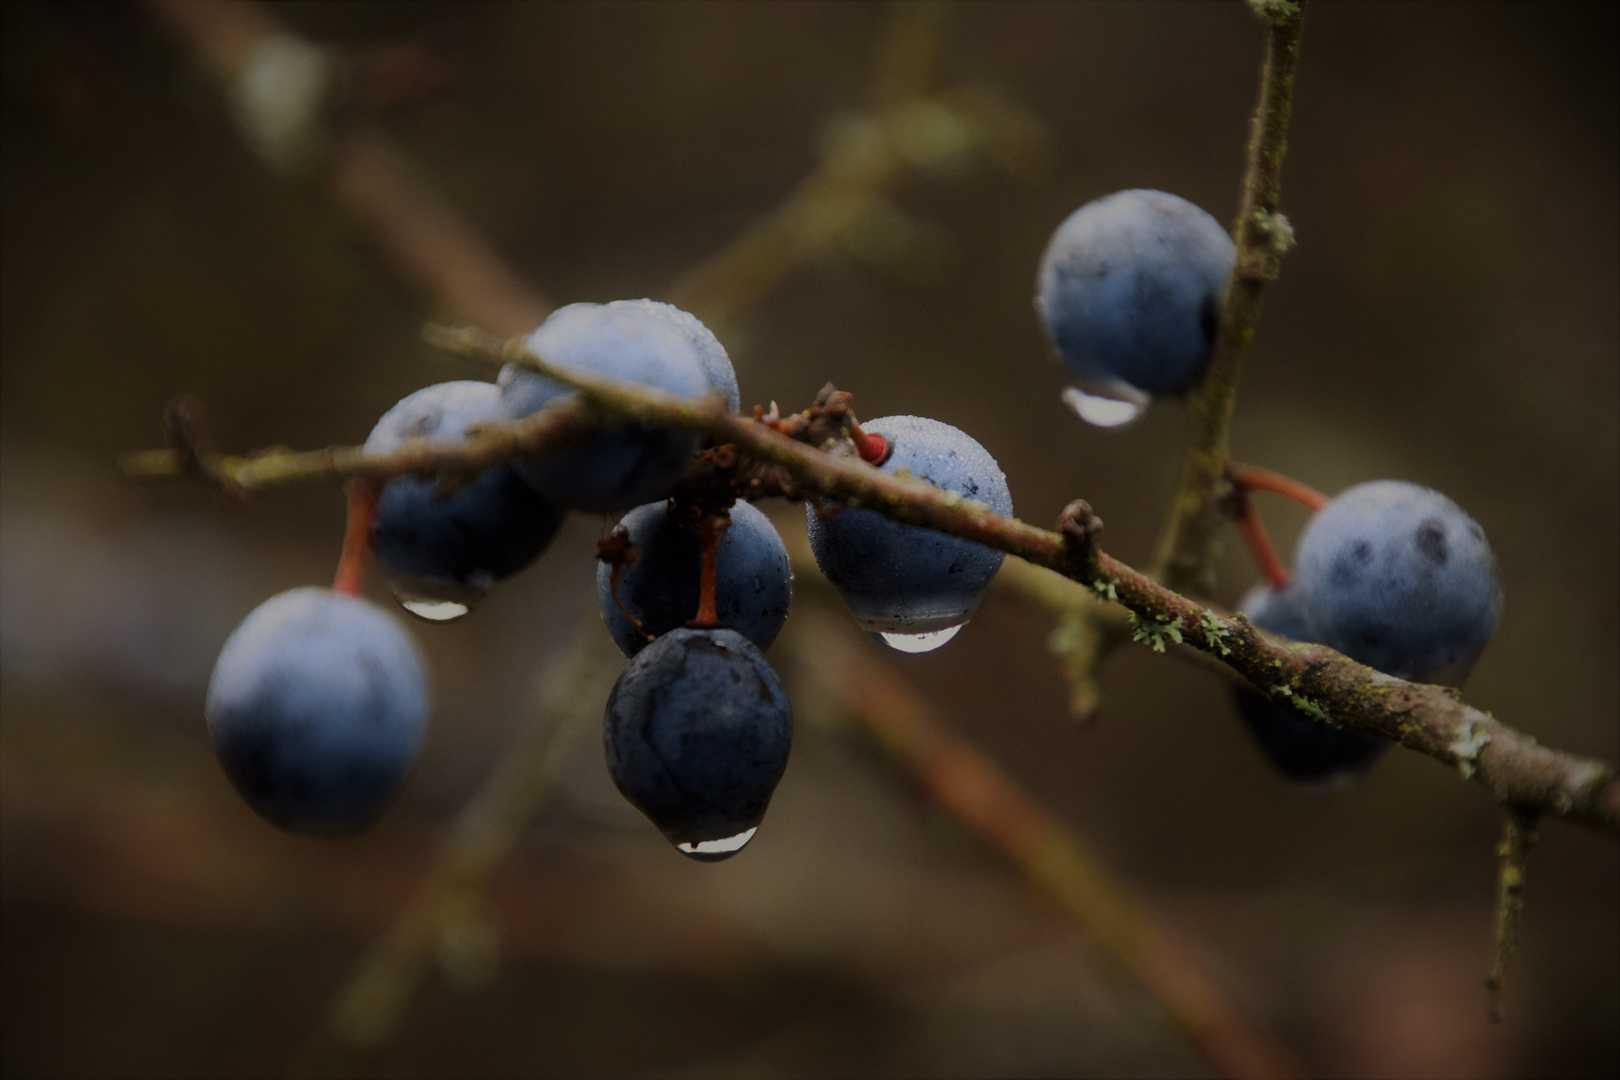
[788,608,1303,1080]
[290,620,622,1080]
[1152,1,1306,595]
[1485,807,1539,1024]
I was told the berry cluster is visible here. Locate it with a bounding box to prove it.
[201,186,1505,851]
[205,298,1014,858]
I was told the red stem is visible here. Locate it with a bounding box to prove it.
[332,481,379,596]
[1226,462,1329,514]
[849,420,890,466]
[687,514,730,629]
[1231,488,1292,591]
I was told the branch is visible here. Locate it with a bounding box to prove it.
[1152,2,1306,594]
[1485,807,1539,1024]
[123,328,1620,837]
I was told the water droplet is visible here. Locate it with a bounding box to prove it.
[1062,386,1144,428]
[386,573,487,624]
[878,623,964,654]
[401,599,470,622]
[675,827,757,862]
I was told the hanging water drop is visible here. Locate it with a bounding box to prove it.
[1062,386,1144,428]
[878,623,964,654]
[386,574,486,625]
[674,827,758,862]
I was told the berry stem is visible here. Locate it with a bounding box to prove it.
[687,513,730,629]
[332,480,380,596]
[1226,462,1329,514]
[1230,487,1293,591]
[848,419,890,466]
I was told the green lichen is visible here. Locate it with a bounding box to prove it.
[1091,579,1118,603]
[1252,208,1296,254]
[1199,610,1232,655]
[1132,615,1183,654]
[1449,722,1493,779]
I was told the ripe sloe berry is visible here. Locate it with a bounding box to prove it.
[636,299,740,412]
[206,587,429,835]
[366,381,565,618]
[1295,480,1502,682]
[806,415,1012,650]
[1037,189,1235,402]
[1233,584,1387,788]
[597,499,791,658]
[500,300,709,513]
[604,627,792,861]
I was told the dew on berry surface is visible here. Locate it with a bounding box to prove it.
[877,623,964,653]
[385,573,487,624]
[674,827,757,861]
[1062,386,1143,428]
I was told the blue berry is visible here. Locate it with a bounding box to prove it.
[206,587,429,835]
[1294,481,1502,682]
[805,415,1012,651]
[1036,189,1235,403]
[500,300,709,513]
[597,499,791,658]
[366,381,565,620]
[604,627,792,861]
[1233,584,1387,788]
[636,300,740,412]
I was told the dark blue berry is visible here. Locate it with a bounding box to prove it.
[1294,481,1502,682]
[638,300,740,412]
[603,627,792,861]
[206,588,429,835]
[1232,584,1387,789]
[1037,189,1235,403]
[500,300,709,513]
[597,499,791,658]
[366,381,565,619]
[806,415,1012,651]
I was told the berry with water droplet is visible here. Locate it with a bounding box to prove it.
[1295,480,1502,682]
[597,499,791,657]
[206,587,429,835]
[806,415,1012,647]
[500,300,713,512]
[604,627,792,861]
[366,381,565,621]
[1036,189,1235,415]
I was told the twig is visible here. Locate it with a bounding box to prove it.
[290,620,621,1079]
[126,338,1620,836]
[789,609,1303,1080]
[1152,2,1307,595]
[1485,806,1539,1023]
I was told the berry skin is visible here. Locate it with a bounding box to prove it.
[500,300,710,513]
[603,627,792,861]
[1294,481,1502,682]
[206,587,429,835]
[597,499,791,658]
[806,415,1013,638]
[1036,189,1235,400]
[366,382,565,613]
[1233,584,1387,788]
[636,300,740,412]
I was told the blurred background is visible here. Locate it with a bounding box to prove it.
[2,2,1616,1077]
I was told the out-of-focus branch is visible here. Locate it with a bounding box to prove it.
[1486,807,1539,1024]
[1152,1,1306,595]
[788,609,1302,1080]
[144,0,550,335]
[291,622,621,1080]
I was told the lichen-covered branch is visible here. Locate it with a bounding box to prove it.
[1485,807,1539,1024]
[1152,1,1306,594]
[122,329,1620,837]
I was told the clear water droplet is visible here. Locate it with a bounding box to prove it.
[401,599,470,622]
[1062,387,1144,428]
[386,572,488,625]
[878,623,964,654]
[675,827,757,862]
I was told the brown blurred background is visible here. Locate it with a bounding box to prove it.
[2,2,1616,1077]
